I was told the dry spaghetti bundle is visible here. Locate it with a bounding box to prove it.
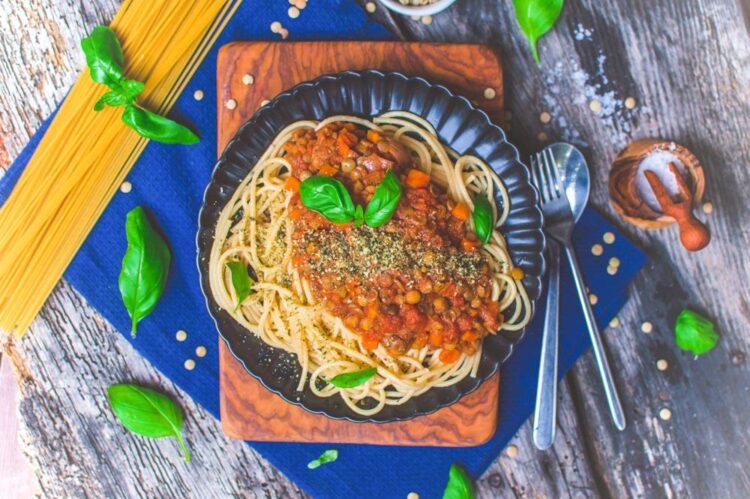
[0,0,242,336]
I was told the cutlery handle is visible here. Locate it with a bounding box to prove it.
[563,243,627,430]
[533,239,561,449]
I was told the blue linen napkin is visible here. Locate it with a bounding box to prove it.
[0,1,647,497]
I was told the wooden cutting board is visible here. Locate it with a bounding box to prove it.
[217,41,504,446]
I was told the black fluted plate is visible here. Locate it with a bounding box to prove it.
[197,71,545,422]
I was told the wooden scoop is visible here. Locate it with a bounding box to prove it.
[644,163,710,251]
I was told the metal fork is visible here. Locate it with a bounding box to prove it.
[530,149,626,442]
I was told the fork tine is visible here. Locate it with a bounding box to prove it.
[529,154,543,202]
[543,148,561,199]
[532,152,549,203]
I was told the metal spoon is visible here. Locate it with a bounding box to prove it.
[532,143,589,449]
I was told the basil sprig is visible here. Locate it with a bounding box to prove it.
[107,384,191,462]
[328,367,377,388]
[81,26,199,144]
[675,309,719,355]
[300,171,401,227]
[512,0,564,64]
[442,463,476,499]
[225,261,253,311]
[364,171,402,227]
[307,449,339,470]
[119,206,171,336]
[472,195,494,245]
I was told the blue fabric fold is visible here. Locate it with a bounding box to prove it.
[0,1,646,497]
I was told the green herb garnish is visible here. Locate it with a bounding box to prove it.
[225,261,253,311]
[512,0,564,64]
[442,463,475,499]
[107,383,191,462]
[675,309,719,355]
[364,170,402,227]
[81,26,198,144]
[328,367,377,388]
[119,206,171,336]
[307,449,339,469]
[300,175,359,224]
[472,195,494,245]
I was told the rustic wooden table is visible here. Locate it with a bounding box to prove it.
[1,0,749,497]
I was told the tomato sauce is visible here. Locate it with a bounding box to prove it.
[285,122,503,361]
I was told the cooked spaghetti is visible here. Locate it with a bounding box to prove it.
[209,112,531,415]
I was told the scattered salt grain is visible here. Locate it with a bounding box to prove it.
[193,90,204,101]
[119,181,132,194]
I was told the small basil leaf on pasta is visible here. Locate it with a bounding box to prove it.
[119,206,171,336]
[94,90,130,111]
[512,0,564,64]
[675,309,719,355]
[364,170,402,227]
[225,261,253,311]
[80,26,126,88]
[353,204,365,228]
[472,195,494,244]
[107,384,191,463]
[121,104,199,145]
[442,463,475,499]
[307,449,338,469]
[328,367,377,388]
[299,175,356,224]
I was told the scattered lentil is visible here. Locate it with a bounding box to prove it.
[407,493,419,499]
[702,202,713,214]
[506,444,519,457]
[606,265,618,275]
[176,329,188,341]
[193,89,204,101]
[260,99,271,107]
[609,257,621,268]
[184,359,196,370]
[589,99,602,113]
[225,99,237,110]
[280,28,289,40]
[242,74,255,85]
[483,87,497,100]
[288,6,300,18]
[539,111,552,124]
[589,293,598,305]
[537,132,548,142]
[591,243,603,256]
[510,267,525,280]
[270,21,282,33]
[365,2,376,12]
[624,97,637,109]
[421,15,433,25]
[609,316,620,328]
[656,359,668,371]
[603,232,615,244]
[641,321,653,333]
[659,408,672,421]
[196,346,207,358]
[119,181,132,194]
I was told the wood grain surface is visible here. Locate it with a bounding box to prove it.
[1,0,749,497]
[217,41,503,446]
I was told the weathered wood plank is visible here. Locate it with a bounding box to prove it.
[1,0,749,497]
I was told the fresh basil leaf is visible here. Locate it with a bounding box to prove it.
[225,261,253,311]
[512,0,564,64]
[328,367,377,388]
[81,25,126,88]
[121,104,199,145]
[115,78,145,102]
[307,449,339,469]
[119,206,171,336]
[442,463,475,499]
[94,90,129,111]
[353,204,365,228]
[107,384,191,462]
[472,195,494,245]
[364,170,402,228]
[675,309,719,355]
[299,175,356,224]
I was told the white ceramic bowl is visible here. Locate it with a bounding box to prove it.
[376,0,458,17]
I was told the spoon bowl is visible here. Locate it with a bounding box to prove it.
[547,142,589,222]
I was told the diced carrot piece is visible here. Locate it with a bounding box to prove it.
[319,164,338,176]
[510,267,525,280]
[439,349,460,363]
[289,207,303,220]
[451,202,470,220]
[284,176,300,192]
[339,129,358,146]
[461,238,481,251]
[362,334,379,351]
[337,142,351,157]
[429,329,443,347]
[366,130,381,143]
[406,168,430,188]
[461,331,480,342]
